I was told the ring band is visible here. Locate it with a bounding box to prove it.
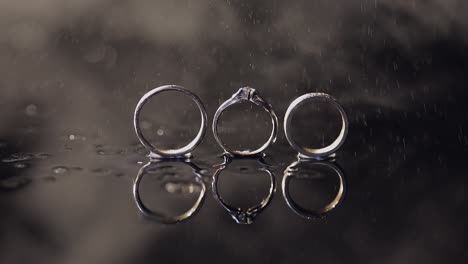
[212,155,275,224]
[282,159,346,219]
[133,160,206,224]
[212,87,278,156]
[284,93,348,159]
[134,85,207,158]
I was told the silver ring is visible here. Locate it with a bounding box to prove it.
[134,85,207,158]
[133,160,206,224]
[284,93,348,159]
[212,87,278,156]
[282,159,346,219]
[212,154,275,224]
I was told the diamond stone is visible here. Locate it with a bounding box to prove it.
[234,87,256,100]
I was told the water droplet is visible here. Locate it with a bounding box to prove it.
[157,129,164,136]
[25,104,38,116]
[69,134,76,140]
[95,145,125,155]
[1,153,33,163]
[52,166,68,174]
[35,153,51,159]
[12,163,28,169]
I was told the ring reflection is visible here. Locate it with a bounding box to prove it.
[282,158,346,219]
[133,159,206,224]
[212,154,275,224]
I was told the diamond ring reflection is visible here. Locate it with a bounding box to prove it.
[212,87,278,156]
[282,158,346,219]
[134,85,207,158]
[284,93,348,159]
[133,159,206,224]
[212,154,275,224]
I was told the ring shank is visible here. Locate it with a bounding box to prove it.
[284,93,348,158]
[212,91,278,156]
[134,85,207,157]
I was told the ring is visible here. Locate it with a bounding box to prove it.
[212,154,275,224]
[134,85,207,158]
[212,87,278,156]
[282,159,346,219]
[284,93,348,159]
[133,160,206,224]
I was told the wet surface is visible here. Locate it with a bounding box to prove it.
[0,0,466,263]
[0,112,464,263]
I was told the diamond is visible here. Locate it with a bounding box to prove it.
[233,87,256,100]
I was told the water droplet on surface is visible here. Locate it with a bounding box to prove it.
[69,134,76,140]
[35,153,51,159]
[25,104,38,116]
[157,129,164,136]
[52,166,68,174]
[12,163,28,169]
[95,145,125,155]
[1,153,33,163]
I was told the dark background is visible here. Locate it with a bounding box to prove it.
[0,0,465,263]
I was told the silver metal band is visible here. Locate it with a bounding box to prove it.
[282,159,346,219]
[212,154,275,224]
[284,93,348,159]
[133,160,206,224]
[212,87,278,156]
[133,85,207,158]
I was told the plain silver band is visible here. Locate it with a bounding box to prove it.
[134,85,207,157]
[133,161,206,224]
[212,88,278,156]
[282,159,346,219]
[212,155,275,224]
[284,93,348,158]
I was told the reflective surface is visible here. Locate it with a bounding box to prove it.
[282,158,346,219]
[212,154,275,224]
[133,160,207,224]
[0,0,465,263]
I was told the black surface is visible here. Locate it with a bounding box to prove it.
[0,1,465,263]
